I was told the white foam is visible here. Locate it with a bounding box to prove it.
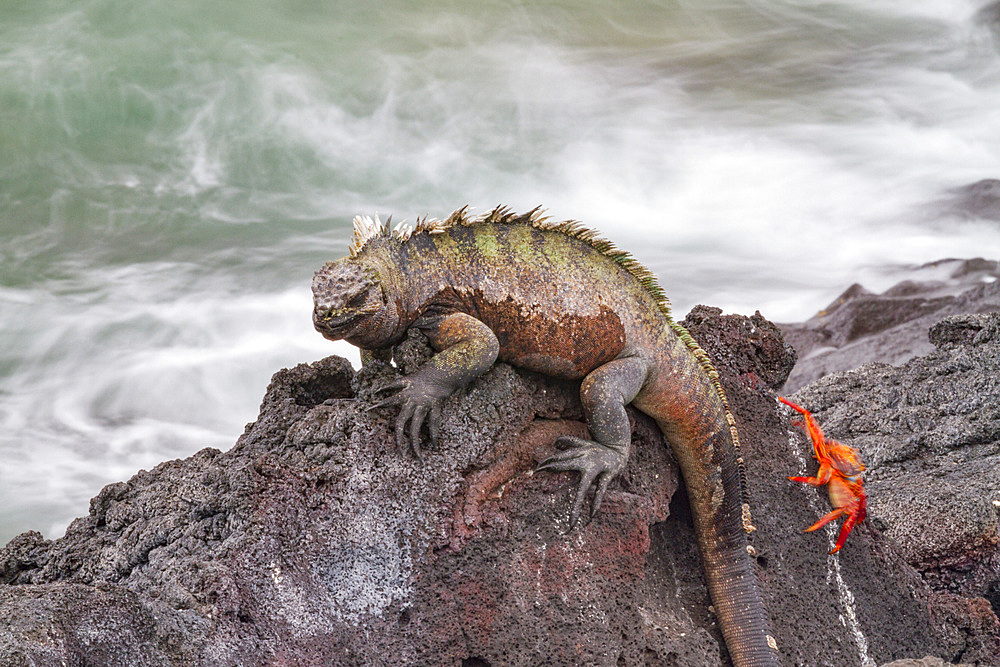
[4,0,1000,545]
[0,270,356,541]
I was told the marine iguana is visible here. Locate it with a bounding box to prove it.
[311,206,780,666]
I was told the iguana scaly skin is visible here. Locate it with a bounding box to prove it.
[312,207,779,666]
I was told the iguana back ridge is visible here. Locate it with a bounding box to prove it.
[344,206,751,503]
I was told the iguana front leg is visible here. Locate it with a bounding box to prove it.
[373,312,499,458]
[537,356,650,527]
[360,347,392,366]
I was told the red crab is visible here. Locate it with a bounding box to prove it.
[779,397,867,554]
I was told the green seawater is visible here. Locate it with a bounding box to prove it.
[2,0,1000,543]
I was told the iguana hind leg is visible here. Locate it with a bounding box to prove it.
[536,355,650,527]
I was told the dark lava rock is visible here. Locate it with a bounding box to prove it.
[780,258,1000,392]
[789,313,1000,665]
[941,180,1000,221]
[0,309,996,665]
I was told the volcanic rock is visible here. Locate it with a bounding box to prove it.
[1,310,997,665]
[779,258,1000,392]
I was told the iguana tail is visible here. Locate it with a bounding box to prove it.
[659,401,778,665]
[656,327,779,666]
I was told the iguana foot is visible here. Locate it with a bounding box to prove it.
[369,375,449,459]
[536,435,627,529]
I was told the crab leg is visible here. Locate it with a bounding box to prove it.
[779,397,868,554]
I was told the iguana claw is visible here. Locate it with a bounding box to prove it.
[780,397,867,554]
[369,377,446,459]
[536,435,627,529]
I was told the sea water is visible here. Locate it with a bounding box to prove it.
[2,0,1000,544]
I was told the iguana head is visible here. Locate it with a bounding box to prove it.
[311,260,387,342]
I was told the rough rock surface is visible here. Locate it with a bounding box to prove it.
[779,258,1000,392]
[788,313,1000,664]
[1,308,997,665]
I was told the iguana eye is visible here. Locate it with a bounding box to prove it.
[347,291,369,307]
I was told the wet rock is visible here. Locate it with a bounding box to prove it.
[942,179,1000,220]
[779,258,1000,392]
[929,312,1000,347]
[788,313,1000,663]
[0,309,996,665]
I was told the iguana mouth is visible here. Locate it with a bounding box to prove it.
[312,308,364,338]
